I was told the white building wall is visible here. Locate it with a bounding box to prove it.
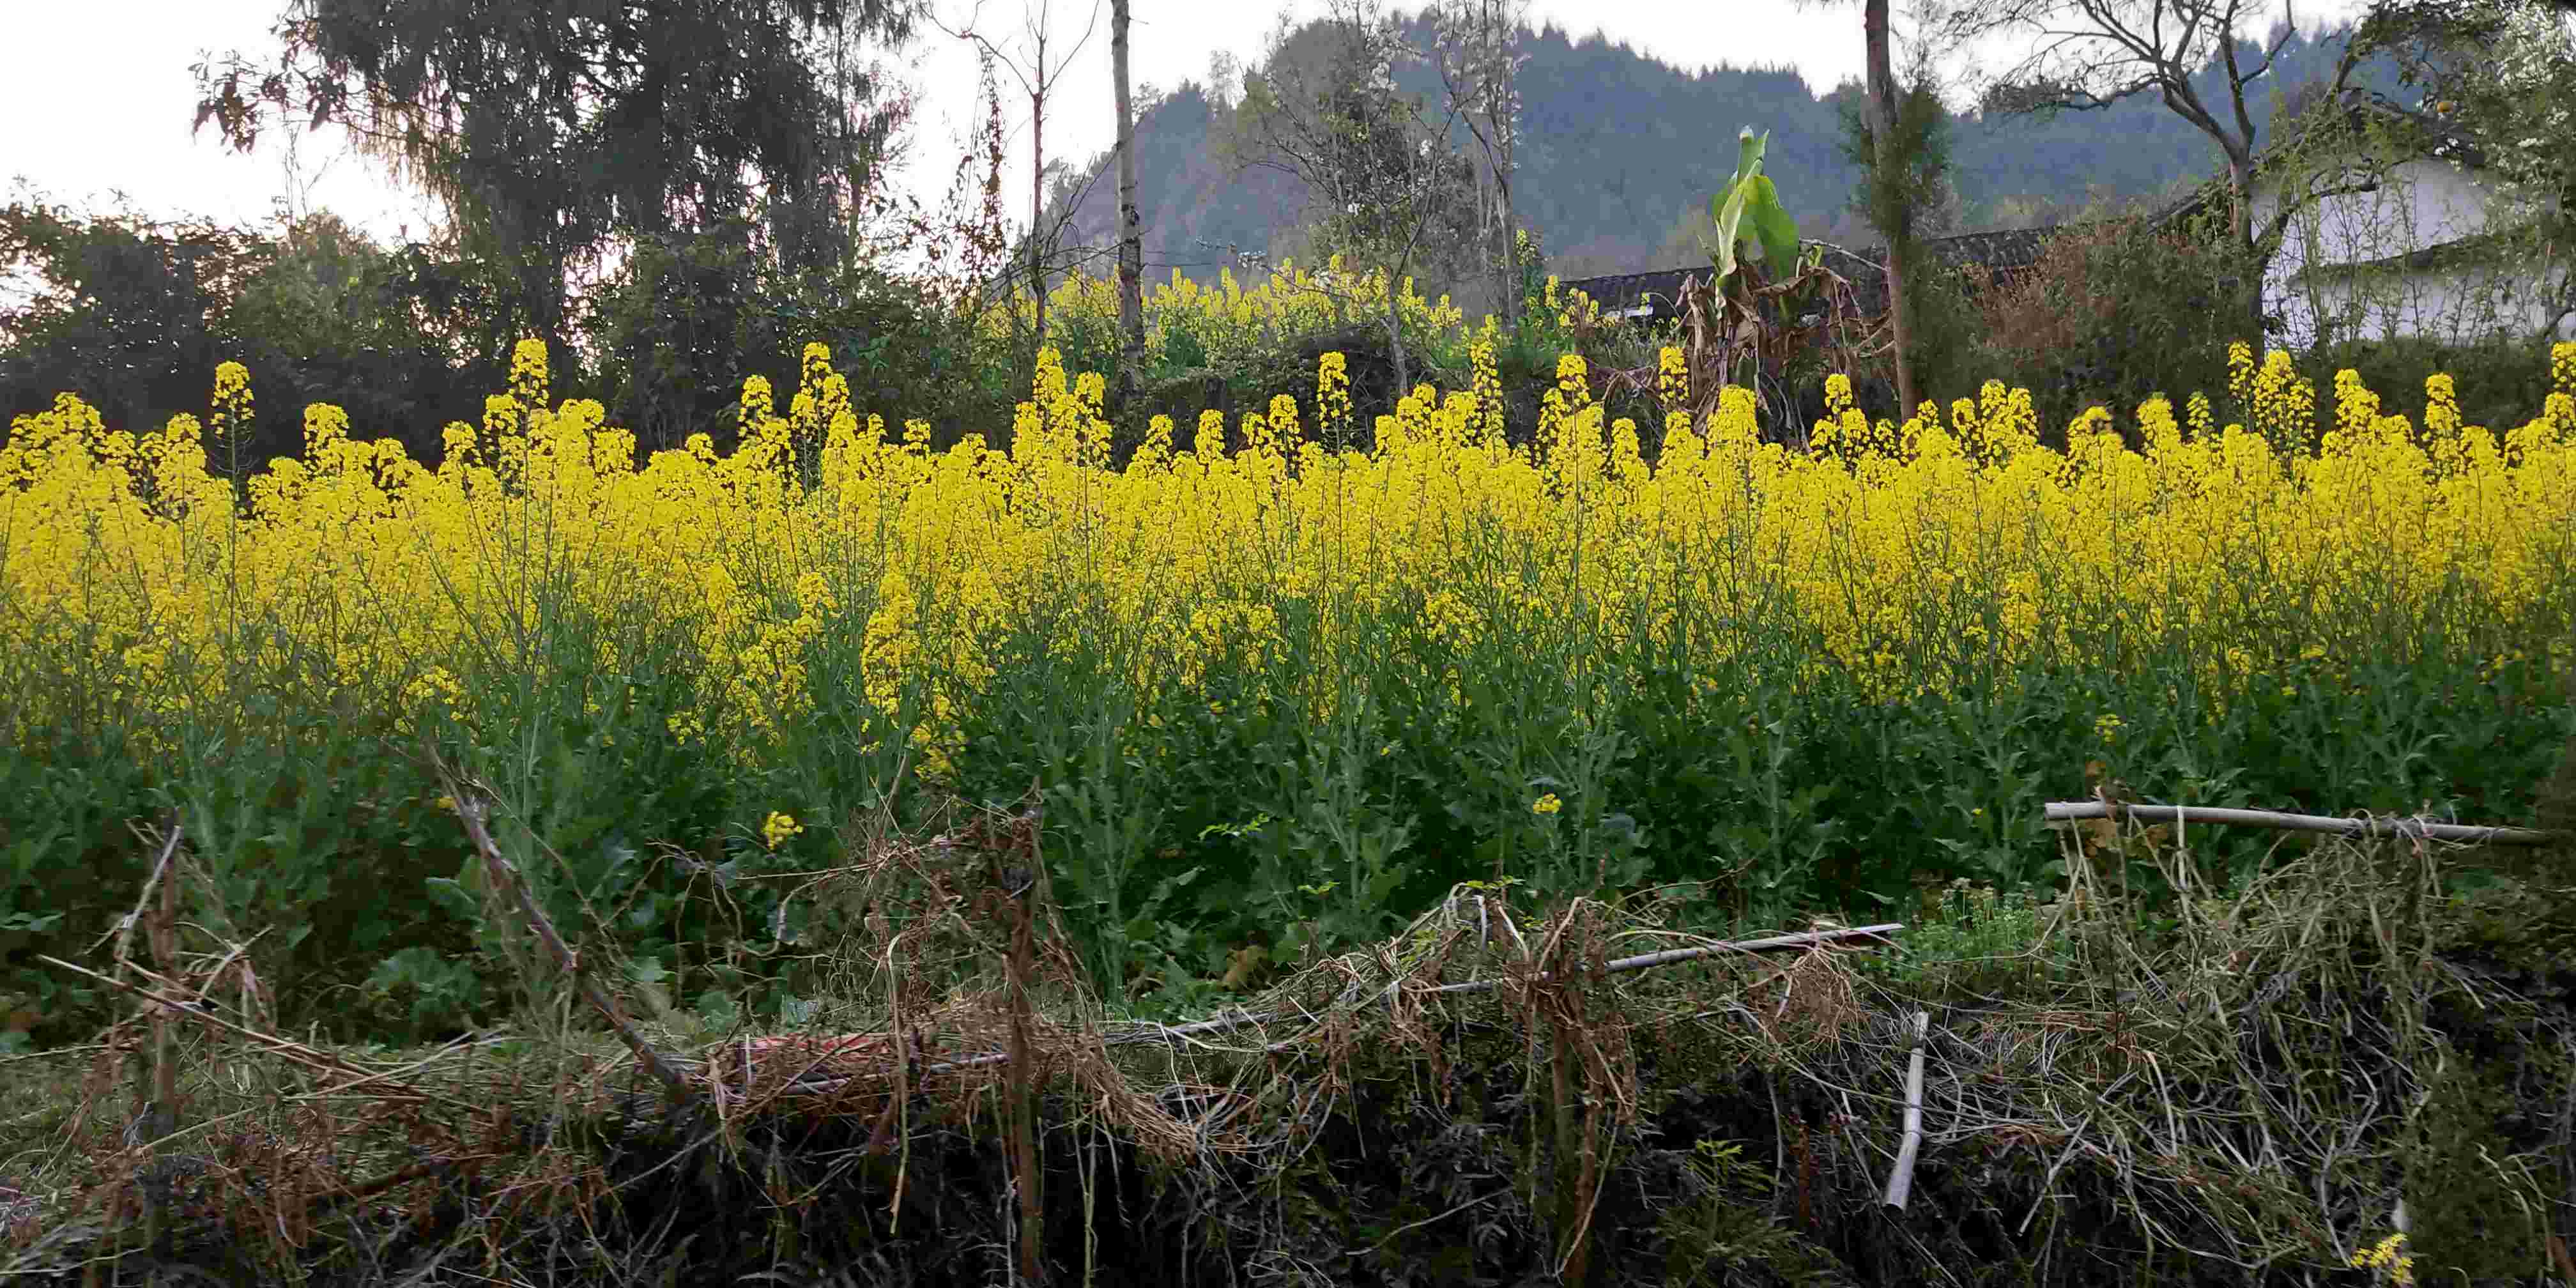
[2251,156,2572,350]
[2287,263,2576,349]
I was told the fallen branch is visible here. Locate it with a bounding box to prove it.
[433,763,694,1105]
[2044,800,2557,846]
[91,818,185,961]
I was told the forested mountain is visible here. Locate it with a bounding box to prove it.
[1050,17,2407,288]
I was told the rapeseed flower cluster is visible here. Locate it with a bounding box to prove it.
[761,811,804,850]
[4,337,2574,779]
[2348,1231,2414,1286]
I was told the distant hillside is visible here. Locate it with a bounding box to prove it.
[1049,15,2404,294]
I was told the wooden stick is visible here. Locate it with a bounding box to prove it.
[1004,845,1045,1285]
[143,841,180,1248]
[2044,801,2556,846]
[1882,1009,1929,1209]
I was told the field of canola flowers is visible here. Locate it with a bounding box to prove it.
[3,329,2575,1033]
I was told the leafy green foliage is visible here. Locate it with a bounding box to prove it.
[1857,879,2073,998]
[6,494,2565,1044]
[1709,128,1803,292]
[1,195,508,466]
[190,0,916,381]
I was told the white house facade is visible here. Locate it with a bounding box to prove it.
[2246,119,2574,352]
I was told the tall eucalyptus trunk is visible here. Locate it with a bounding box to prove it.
[1031,95,1046,356]
[1865,0,1918,418]
[1112,0,1145,394]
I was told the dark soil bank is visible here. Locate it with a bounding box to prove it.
[13,839,2572,1287]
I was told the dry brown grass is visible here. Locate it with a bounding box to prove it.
[2,790,2566,1286]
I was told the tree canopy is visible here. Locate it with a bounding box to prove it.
[190,0,921,384]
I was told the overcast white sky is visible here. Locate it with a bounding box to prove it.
[0,0,2374,256]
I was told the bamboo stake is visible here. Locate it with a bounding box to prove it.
[2044,801,2556,846]
[1882,1009,1929,1209]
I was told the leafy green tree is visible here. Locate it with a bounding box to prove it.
[1,195,482,465]
[1,194,272,441]
[581,52,1031,454]
[190,0,920,394]
[577,220,770,451]
[1836,29,1958,413]
[223,211,502,456]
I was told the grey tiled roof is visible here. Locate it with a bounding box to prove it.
[1917,226,2059,273]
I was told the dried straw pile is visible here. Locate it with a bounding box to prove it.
[3,793,2569,1286]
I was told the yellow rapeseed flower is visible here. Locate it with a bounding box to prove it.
[761,811,804,850]
[2348,1231,2414,1287]
[6,307,2575,838]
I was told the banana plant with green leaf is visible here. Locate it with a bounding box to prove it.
[1685,126,1872,437]
[1711,126,1805,296]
